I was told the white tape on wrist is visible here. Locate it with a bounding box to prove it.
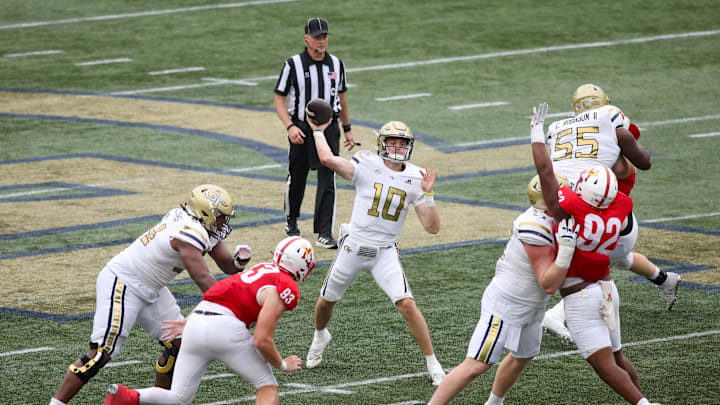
[313,130,324,137]
[530,124,546,144]
[280,360,288,371]
[424,195,435,208]
[554,245,574,269]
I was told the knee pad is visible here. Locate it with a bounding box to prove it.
[156,339,181,377]
[69,342,109,383]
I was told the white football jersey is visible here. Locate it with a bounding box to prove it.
[492,207,556,306]
[107,208,220,301]
[547,104,625,186]
[348,151,428,246]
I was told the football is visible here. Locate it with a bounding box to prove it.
[305,98,333,126]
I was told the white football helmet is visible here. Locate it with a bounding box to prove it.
[272,237,316,281]
[572,83,609,115]
[574,165,618,209]
[527,173,570,210]
[184,184,235,239]
[375,121,414,163]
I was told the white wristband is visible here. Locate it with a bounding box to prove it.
[313,130,324,137]
[530,124,546,144]
[280,360,287,371]
[554,244,574,269]
[424,195,435,208]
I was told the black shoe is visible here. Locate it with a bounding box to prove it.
[316,234,338,249]
[285,217,301,237]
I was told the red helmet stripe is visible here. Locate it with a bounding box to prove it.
[600,166,612,206]
[275,237,303,277]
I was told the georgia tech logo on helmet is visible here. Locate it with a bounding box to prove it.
[204,189,227,210]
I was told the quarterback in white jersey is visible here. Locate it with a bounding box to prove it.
[50,185,252,405]
[430,174,578,405]
[306,119,446,386]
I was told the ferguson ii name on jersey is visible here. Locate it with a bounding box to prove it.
[203,262,300,328]
[548,105,626,186]
[107,208,220,301]
[558,187,633,282]
[348,151,429,247]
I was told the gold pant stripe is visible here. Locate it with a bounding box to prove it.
[102,278,125,355]
[475,315,503,362]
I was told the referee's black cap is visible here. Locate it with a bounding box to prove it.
[305,17,329,37]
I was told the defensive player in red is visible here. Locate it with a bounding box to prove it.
[104,237,316,405]
[531,103,663,405]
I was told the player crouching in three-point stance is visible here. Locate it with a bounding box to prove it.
[429,174,578,405]
[530,103,663,405]
[49,185,252,405]
[306,118,446,385]
[104,237,316,405]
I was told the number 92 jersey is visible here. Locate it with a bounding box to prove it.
[348,151,429,246]
[547,105,626,186]
[106,207,220,301]
[202,262,299,328]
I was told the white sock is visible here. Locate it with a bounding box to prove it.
[485,392,505,405]
[636,398,650,405]
[425,353,441,369]
[649,266,661,280]
[314,328,328,339]
[50,399,66,405]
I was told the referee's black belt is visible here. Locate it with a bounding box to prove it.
[193,310,222,316]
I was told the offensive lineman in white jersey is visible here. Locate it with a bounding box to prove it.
[50,185,252,405]
[306,119,446,385]
[536,85,680,343]
[430,175,578,405]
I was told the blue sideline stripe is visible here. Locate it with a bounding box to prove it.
[0,113,288,164]
[0,215,161,240]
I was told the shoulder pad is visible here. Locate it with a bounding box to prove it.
[516,209,555,246]
[175,220,210,251]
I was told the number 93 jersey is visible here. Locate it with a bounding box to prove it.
[348,151,428,246]
[202,262,299,328]
[107,207,220,301]
[547,105,626,186]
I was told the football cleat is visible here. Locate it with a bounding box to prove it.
[316,234,338,249]
[306,328,332,369]
[542,304,574,344]
[104,384,139,405]
[657,272,681,311]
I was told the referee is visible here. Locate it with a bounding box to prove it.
[274,17,355,249]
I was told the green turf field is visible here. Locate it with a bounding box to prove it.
[1,1,719,404]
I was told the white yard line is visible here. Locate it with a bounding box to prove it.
[448,101,509,110]
[148,67,205,76]
[688,132,720,138]
[105,360,141,368]
[3,50,62,58]
[637,114,720,127]
[0,0,297,30]
[227,164,283,172]
[75,58,132,66]
[203,77,258,86]
[108,29,720,95]
[643,212,720,223]
[376,93,432,101]
[0,347,53,357]
[199,329,720,404]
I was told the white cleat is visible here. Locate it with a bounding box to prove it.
[428,364,446,386]
[306,329,332,369]
[542,311,573,344]
[657,272,681,311]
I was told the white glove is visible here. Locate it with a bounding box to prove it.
[555,217,579,269]
[233,244,252,269]
[530,103,548,144]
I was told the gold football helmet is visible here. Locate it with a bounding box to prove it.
[184,184,235,239]
[375,121,414,163]
[527,173,570,210]
[572,84,609,115]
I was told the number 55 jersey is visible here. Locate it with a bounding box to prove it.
[547,105,626,187]
[203,262,300,328]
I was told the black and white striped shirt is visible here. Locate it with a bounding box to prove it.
[274,48,347,121]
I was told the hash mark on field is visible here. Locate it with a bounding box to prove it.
[637,114,720,127]
[0,347,53,357]
[284,383,354,394]
[105,360,141,368]
[3,50,62,58]
[448,101,509,110]
[148,67,206,75]
[643,212,720,223]
[198,329,720,403]
[382,402,424,405]
[0,0,297,30]
[376,93,432,101]
[688,132,720,138]
[109,29,720,95]
[75,58,133,66]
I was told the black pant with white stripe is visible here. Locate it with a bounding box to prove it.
[285,118,339,236]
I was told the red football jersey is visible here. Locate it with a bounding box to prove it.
[617,170,636,196]
[203,262,299,327]
[557,186,633,281]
